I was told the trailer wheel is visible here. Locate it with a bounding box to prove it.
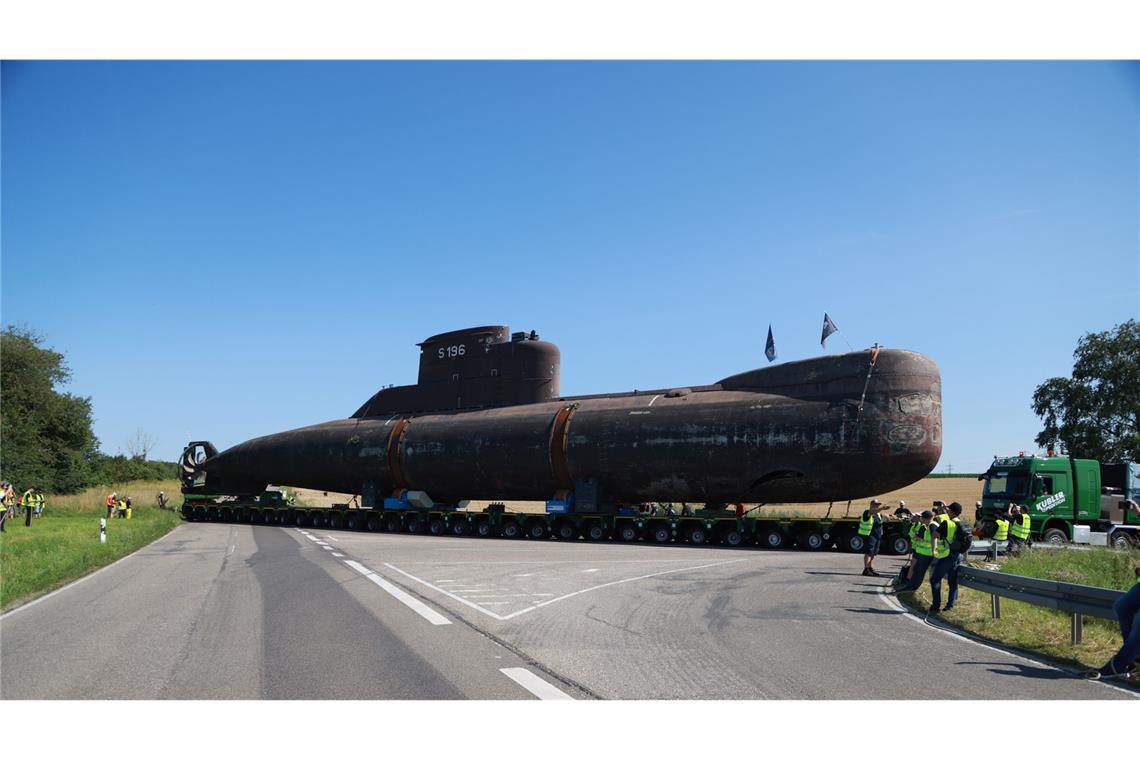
[687,525,707,545]
[366,514,382,532]
[385,515,401,533]
[797,529,826,551]
[618,523,640,542]
[526,520,548,540]
[1110,531,1135,550]
[760,528,785,549]
[888,535,910,555]
[405,516,421,534]
[1042,527,1068,545]
[586,523,607,541]
[722,528,745,547]
[451,520,468,536]
[221,509,234,523]
[842,532,865,553]
[502,519,521,539]
[651,525,671,543]
[326,512,342,530]
[475,519,493,538]
[555,522,577,541]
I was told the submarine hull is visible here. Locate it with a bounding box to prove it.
[195,348,941,506]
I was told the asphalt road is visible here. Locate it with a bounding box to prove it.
[2,522,1136,700]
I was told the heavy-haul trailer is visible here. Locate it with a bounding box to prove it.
[179,491,916,555]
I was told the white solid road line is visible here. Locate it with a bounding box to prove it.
[876,585,1140,699]
[500,668,575,700]
[343,560,451,626]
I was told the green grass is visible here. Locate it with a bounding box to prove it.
[900,547,1140,670]
[0,479,183,610]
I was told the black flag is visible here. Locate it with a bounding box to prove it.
[821,313,839,348]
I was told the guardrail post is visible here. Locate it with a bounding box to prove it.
[991,594,1001,619]
[1071,613,1083,645]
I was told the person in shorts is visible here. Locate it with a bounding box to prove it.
[860,498,889,577]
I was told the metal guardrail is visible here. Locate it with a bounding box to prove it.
[958,566,1125,644]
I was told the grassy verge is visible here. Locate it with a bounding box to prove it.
[0,479,183,611]
[898,547,1140,670]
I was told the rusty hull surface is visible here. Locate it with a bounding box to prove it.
[192,327,941,506]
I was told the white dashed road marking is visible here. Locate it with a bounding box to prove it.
[500,668,574,700]
[344,560,451,626]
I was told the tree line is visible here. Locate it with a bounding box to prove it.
[0,326,176,493]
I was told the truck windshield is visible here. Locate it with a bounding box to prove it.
[984,471,1030,499]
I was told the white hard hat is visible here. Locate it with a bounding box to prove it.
[975,500,981,507]
[898,500,906,507]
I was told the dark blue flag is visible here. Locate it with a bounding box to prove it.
[821,313,839,348]
[765,324,777,362]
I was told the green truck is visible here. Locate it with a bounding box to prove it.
[978,455,1140,549]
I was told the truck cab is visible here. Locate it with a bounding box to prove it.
[978,455,1100,543]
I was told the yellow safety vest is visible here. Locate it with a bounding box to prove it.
[913,524,934,556]
[858,511,878,536]
[1010,514,1031,539]
[22,489,34,505]
[993,518,1009,541]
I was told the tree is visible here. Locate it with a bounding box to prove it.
[1032,320,1140,463]
[0,326,100,492]
[125,428,158,461]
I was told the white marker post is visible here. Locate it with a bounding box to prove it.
[99,517,106,544]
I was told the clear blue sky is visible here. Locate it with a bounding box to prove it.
[2,61,1137,472]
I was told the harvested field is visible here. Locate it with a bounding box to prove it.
[282,476,983,518]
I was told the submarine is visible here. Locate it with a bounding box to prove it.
[182,325,942,511]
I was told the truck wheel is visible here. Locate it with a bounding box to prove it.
[687,526,707,545]
[475,519,493,537]
[309,512,324,528]
[1111,531,1136,550]
[1042,528,1068,545]
[326,512,341,530]
[651,525,671,543]
[366,514,382,532]
[451,520,469,536]
[618,523,640,542]
[843,533,865,553]
[249,509,262,524]
[405,516,421,534]
[385,515,401,533]
[586,523,607,541]
[555,522,577,541]
[760,529,785,549]
[526,520,548,539]
[722,528,744,547]
[502,519,521,539]
[429,518,446,536]
[797,529,826,551]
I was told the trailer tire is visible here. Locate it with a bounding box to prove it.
[1042,527,1068,545]
[687,525,707,545]
[586,523,607,541]
[475,520,494,538]
[842,532,866,553]
[345,512,359,530]
[886,535,909,555]
[502,519,521,539]
[651,524,671,543]
[797,529,826,551]
[451,520,469,536]
[427,517,446,536]
[405,516,421,534]
[722,528,745,547]
[326,512,342,530]
[618,523,640,542]
[309,512,324,528]
[385,515,402,533]
[555,521,577,541]
[1110,531,1136,550]
[366,514,382,532]
[526,520,548,540]
[760,528,785,549]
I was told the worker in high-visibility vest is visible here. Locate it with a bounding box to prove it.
[1087,500,1140,680]
[991,511,1010,560]
[1008,504,1031,555]
[896,511,936,593]
[929,502,970,614]
[858,498,889,577]
[32,488,45,517]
